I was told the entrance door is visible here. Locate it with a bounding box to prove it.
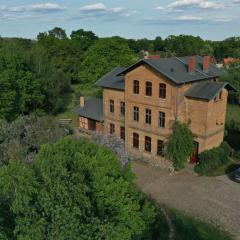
[190,141,199,164]
[88,119,96,131]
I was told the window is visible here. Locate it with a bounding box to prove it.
[110,123,115,134]
[133,80,139,94]
[219,91,223,100]
[159,83,166,99]
[120,126,125,141]
[110,99,114,113]
[145,109,151,125]
[146,81,152,96]
[133,133,139,148]
[133,106,139,121]
[145,136,151,152]
[158,112,165,128]
[120,101,125,115]
[157,140,164,156]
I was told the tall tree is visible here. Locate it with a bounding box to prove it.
[0,138,157,239]
[78,37,137,85]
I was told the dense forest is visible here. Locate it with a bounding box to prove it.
[0,27,240,121]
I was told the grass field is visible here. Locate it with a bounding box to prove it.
[226,104,240,124]
[168,209,233,240]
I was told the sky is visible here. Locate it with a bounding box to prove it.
[0,0,240,40]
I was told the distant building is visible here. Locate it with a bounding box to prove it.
[224,57,240,66]
[75,56,236,164]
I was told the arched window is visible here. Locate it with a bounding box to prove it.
[159,83,166,99]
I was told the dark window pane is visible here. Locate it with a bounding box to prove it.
[145,136,151,152]
[120,101,125,115]
[158,111,165,128]
[110,123,115,134]
[145,109,151,124]
[133,80,139,94]
[146,81,152,96]
[120,127,125,141]
[157,140,164,156]
[110,100,114,113]
[133,133,139,148]
[133,106,139,121]
[159,83,166,99]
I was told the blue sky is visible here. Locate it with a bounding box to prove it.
[0,0,239,40]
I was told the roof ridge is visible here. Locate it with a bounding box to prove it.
[175,56,209,78]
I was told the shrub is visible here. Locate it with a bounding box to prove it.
[194,142,232,175]
[166,121,195,171]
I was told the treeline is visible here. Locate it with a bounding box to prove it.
[0,27,239,121]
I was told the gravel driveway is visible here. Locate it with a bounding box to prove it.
[133,161,240,240]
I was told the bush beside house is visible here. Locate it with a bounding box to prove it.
[194,142,232,175]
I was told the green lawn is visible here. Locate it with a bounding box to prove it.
[226,104,240,124]
[168,209,233,240]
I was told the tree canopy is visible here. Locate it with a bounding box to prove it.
[78,37,137,86]
[0,138,158,239]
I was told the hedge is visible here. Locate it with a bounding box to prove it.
[194,142,232,175]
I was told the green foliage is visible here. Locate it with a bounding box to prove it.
[0,138,158,239]
[78,37,137,86]
[221,62,240,104]
[166,121,195,170]
[194,142,232,175]
[169,209,232,240]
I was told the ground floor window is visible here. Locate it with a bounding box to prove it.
[145,136,151,152]
[110,123,115,134]
[133,133,139,149]
[157,140,164,156]
[120,126,125,141]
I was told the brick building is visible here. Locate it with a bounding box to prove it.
[75,56,236,163]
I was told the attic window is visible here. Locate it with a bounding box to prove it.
[170,68,174,72]
[219,91,223,100]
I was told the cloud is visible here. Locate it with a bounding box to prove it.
[1,2,66,14]
[140,13,233,26]
[156,0,225,11]
[175,15,203,21]
[76,2,136,20]
[233,0,240,3]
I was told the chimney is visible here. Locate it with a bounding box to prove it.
[203,56,210,72]
[188,56,196,74]
[80,96,85,107]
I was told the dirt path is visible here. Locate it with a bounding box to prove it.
[133,161,240,240]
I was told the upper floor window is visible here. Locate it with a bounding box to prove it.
[120,101,125,115]
[158,112,165,128]
[133,106,139,121]
[120,126,125,141]
[157,140,164,156]
[133,133,139,148]
[110,123,115,134]
[109,99,114,113]
[159,83,166,99]
[145,136,152,152]
[133,80,139,94]
[219,91,223,100]
[146,81,152,96]
[145,109,152,125]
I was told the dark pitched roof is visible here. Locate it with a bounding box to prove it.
[74,97,104,122]
[96,67,126,90]
[185,82,237,100]
[118,56,224,85]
